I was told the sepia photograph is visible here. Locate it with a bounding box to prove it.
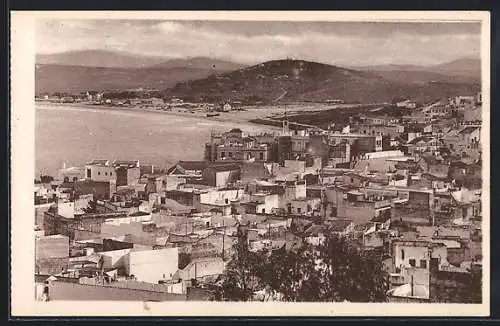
[10,11,490,316]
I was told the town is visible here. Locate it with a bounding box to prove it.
[34,93,482,303]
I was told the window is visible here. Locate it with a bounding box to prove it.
[105,172,108,176]
[401,249,405,260]
[297,207,302,214]
[221,152,226,158]
[409,259,416,267]
[420,260,427,268]
[260,152,264,160]
[110,172,112,176]
[228,152,233,158]
[86,169,91,178]
[262,208,265,214]
[98,172,101,176]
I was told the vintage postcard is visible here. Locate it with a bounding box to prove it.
[10,11,490,316]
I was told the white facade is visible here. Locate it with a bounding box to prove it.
[86,165,117,182]
[251,193,280,214]
[199,189,243,206]
[101,248,133,270]
[57,201,75,219]
[127,247,179,283]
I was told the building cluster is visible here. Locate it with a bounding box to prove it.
[34,94,482,302]
[35,91,240,115]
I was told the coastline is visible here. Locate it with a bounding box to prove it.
[35,101,283,129]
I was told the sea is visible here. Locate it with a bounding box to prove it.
[35,104,277,177]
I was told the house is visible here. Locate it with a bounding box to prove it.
[202,164,241,188]
[451,95,476,107]
[404,136,443,157]
[458,126,481,148]
[290,197,321,216]
[396,100,417,109]
[196,233,237,260]
[167,161,207,178]
[324,186,393,225]
[242,193,280,215]
[85,159,141,187]
[205,129,271,163]
[327,219,355,236]
[417,155,450,179]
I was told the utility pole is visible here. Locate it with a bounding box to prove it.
[222,218,225,261]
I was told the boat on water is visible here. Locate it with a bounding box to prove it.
[207,112,220,117]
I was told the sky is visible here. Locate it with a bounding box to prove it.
[36,19,481,66]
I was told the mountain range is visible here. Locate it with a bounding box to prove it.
[35,50,481,103]
[164,59,480,104]
[35,50,245,94]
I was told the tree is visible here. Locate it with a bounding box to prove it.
[215,225,264,301]
[40,175,54,183]
[83,199,98,214]
[214,232,390,302]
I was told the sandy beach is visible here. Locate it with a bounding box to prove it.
[35,100,361,126]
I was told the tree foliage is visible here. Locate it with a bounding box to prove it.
[214,230,389,302]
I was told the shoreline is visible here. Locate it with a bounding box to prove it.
[35,101,282,129]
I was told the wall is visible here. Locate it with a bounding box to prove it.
[127,167,141,186]
[57,202,75,219]
[284,160,305,172]
[199,189,242,205]
[258,194,280,214]
[101,222,155,246]
[35,235,70,259]
[101,248,132,270]
[393,242,430,270]
[35,203,53,227]
[35,235,70,275]
[75,181,111,200]
[47,281,186,301]
[214,170,239,188]
[87,165,116,183]
[291,198,321,215]
[180,258,225,280]
[127,247,179,283]
[339,202,375,225]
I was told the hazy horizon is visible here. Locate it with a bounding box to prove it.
[36,20,481,67]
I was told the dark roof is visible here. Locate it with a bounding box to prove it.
[407,136,433,145]
[421,173,448,181]
[88,159,109,166]
[420,155,444,165]
[116,188,135,195]
[158,198,194,214]
[178,161,209,171]
[58,182,75,189]
[167,161,209,175]
[229,128,243,133]
[406,124,425,133]
[207,164,241,172]
[458,126,480,134]
[328,219,354,232]
[113,160,139,168]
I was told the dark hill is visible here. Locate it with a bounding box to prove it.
[164,59,480,104]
